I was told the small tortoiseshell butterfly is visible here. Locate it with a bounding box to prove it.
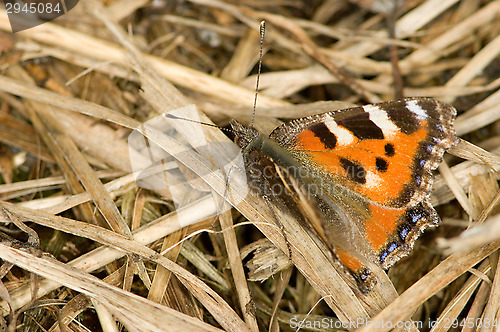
[230,97,458,292]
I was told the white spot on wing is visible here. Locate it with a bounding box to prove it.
[365,171,383,188]
[324,117,355,147]
[364,104,399,139]
[406,100,428,120]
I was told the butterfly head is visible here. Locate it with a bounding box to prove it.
[230,120,260,149]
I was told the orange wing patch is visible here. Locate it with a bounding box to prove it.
[336,249,363,272]
[294,123,429,205]
[364,204,403,251]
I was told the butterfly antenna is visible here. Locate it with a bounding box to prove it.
[164,113,232,134]
[251,20,266,128]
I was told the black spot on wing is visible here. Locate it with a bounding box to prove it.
[384,143,395,157]
[310,123,337,149]
[375,158,388,172]
[340,158,366,184]
[386,104,419,135]
[336,112,384,140]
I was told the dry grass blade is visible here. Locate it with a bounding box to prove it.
[429,260,491,332]
[480,260,500,332]
[0,236,222,332]
[0,201,248,331]
[358,240,500,332]
[398,1,500,70]
[219,209,259,331]
[455,89,500,136]
[0,199,213,311]
[251,10,380,103]
[441,34,500,104]
[438,161,471,216]
[0,9,286,109]
[0,170,123,195]
[439,214,500,255]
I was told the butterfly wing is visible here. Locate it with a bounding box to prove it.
[271,98,457,208]
[231,98,457,291]
[235,133,381,291]
[269,97,458,271]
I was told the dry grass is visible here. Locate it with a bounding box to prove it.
[0,0,499,331]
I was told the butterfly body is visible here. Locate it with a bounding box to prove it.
[231,97,458,292]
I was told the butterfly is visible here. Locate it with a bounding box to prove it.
[230,97,458,292]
